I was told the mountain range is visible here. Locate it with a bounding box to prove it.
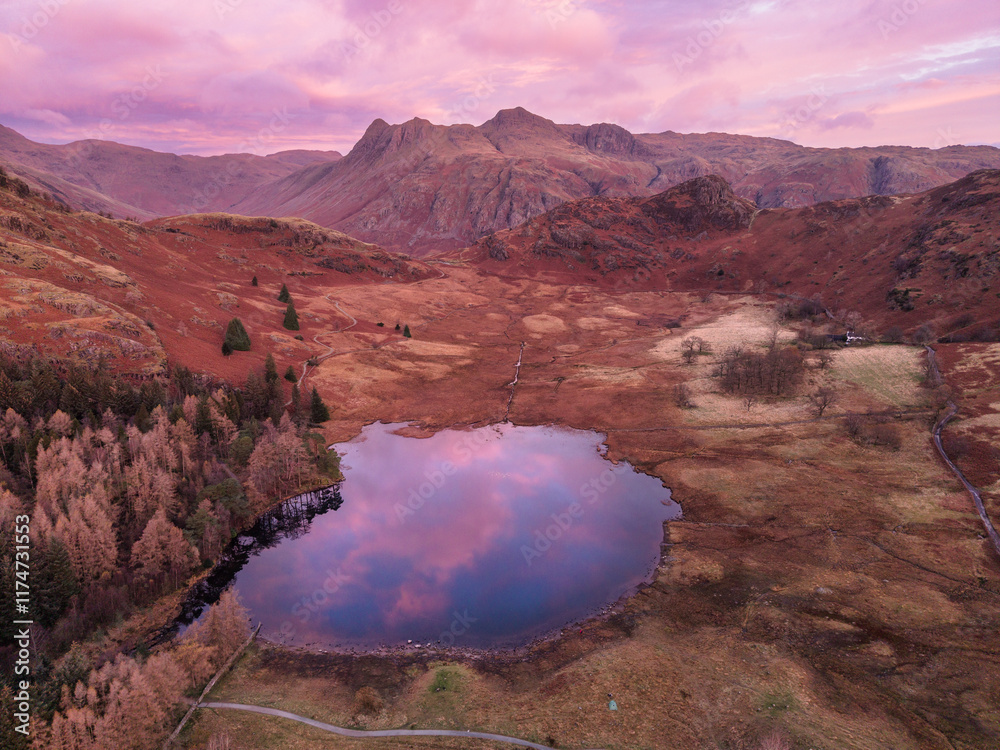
[4,109,999,255]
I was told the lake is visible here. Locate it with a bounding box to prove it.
[179,422,679,650]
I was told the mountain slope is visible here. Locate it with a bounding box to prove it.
[0,168,429,380]
[456,171,1000,338]
[231,108,1000,254]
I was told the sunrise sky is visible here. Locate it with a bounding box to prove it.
[1,0,997,156]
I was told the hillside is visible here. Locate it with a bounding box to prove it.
[455,171,1000,339]
[0,168,430,380]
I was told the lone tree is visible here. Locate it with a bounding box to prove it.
[277,283,291,303]
[224,318,251,351]
[809,387,838,418]
[251,275,258,287]
[310,387,330,423]
[673,383,693,408]
[403,324,412,338]
[284,365,297,382]
[283,301,300,331]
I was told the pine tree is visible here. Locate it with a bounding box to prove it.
[283,301,300,331]
[264,353,279,384]
[0,369,18,413]
[224,318,251,351]
[403,324,412,338]
[277,283,290,303]
[134,402,152,432]
[290,384,303,425]
[34,538,79,627]
[221,340,233,356]
[284,365,297,382]
[310,387,330,423]
[251,275,258,287]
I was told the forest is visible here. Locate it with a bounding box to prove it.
[0,350,336,749]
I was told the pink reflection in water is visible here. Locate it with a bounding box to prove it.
[234,422,678,649]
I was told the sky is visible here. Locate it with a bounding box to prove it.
[0,0,998,156]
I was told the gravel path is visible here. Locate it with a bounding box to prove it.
[197,702,605,749]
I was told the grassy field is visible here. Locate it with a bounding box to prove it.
[827,344,924,408]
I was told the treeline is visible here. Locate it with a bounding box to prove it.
[713,345,805,397]
[0,352,335,746]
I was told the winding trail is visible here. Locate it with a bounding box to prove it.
[503,341,525,422]
[197,702,603,750]
[925,346,1000,559]
[288,296,362,398]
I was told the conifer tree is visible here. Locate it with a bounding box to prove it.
[251,275,258,287]
[284,365,297,382]
[277,283,290,303]
[0,370,18,413]
[264,353,279,384]
[403,324,412,338]
[291,383,303,425]
[283,301,300,331]
[134,402,152,432]
[34,538,79,627]
[310,387,330,423]
[224,318,251,351]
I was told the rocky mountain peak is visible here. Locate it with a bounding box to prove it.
[641,175,757,232]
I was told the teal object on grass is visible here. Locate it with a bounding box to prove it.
[609,700,618,711]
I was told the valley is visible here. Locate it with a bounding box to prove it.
[179,274,1000,749]
[0,162,997,749]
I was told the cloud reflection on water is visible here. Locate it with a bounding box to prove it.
[234,422,678,649]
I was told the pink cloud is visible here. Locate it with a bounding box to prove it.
[0,0,997,153]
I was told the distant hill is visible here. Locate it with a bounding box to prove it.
[0,124,341,220]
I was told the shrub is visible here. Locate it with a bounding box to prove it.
[882,326,904,344]
[912,323,935,344]
[844,416,902,450]
[354,687,383,715]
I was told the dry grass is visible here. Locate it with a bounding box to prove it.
[827,345,923,408]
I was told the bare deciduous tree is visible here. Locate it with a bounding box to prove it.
[673,383,693,408]
[809,387,838,418]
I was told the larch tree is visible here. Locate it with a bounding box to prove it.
[131,509,198,594]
